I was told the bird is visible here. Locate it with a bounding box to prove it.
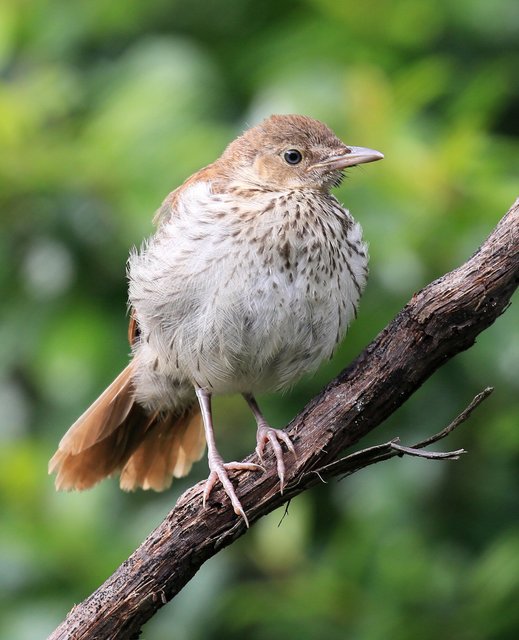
[49,114,383,526]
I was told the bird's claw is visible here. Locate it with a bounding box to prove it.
[255,426,296,493]
[203,460,264,528]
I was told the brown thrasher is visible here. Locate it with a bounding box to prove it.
[49,114,383,526]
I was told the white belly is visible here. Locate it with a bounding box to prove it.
[128,182,368,411]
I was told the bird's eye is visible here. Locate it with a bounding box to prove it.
[283,149,303,165]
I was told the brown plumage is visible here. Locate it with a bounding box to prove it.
[49,114,383,525]
[50,312,204,492]
[49,364,205,491]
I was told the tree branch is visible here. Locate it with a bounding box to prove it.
[49,200,519,640]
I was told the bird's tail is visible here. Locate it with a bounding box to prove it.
[48,363,205,492]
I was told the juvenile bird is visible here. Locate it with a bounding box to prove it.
[49,114,383,525]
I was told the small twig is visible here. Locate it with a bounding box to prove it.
[412,386,493,449]
[309,387,493,483]
[313,470,328,484]
[389,442,465,460]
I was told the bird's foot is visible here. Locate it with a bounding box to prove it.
[203,458,264,528]
[255,425,296,492]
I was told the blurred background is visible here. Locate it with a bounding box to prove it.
[1,0,518,638]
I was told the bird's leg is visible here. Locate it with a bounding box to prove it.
[243,393,296,492]
[195,386,263,527]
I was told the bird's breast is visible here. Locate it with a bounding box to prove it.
[129,182,368,402]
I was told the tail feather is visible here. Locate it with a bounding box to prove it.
[58,365,136,454]
[172,407,206,476]
[49,402,151,491]
[49,364,204,492]
[120,407,205,491]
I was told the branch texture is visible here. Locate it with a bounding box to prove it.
[49,200,519,640]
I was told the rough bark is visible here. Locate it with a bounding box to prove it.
[49,199,519,640]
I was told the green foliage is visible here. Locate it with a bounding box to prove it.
[0,1,517,638]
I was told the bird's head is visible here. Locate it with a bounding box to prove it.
[219,114,383,192]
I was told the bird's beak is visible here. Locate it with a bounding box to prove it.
[310,146,384,171]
